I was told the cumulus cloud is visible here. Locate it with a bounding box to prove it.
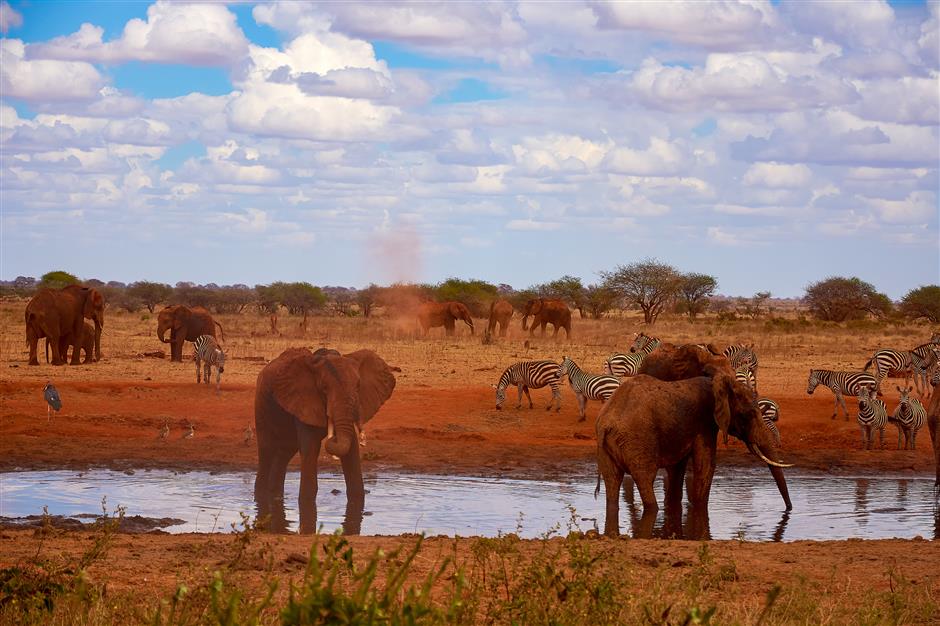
[1,39,106,101]
[0,1,22,34]
[28,2,249,66]
[864,191,937,224]
[602,137,689,176]
[742,161,812,187]
[505,219,561,231]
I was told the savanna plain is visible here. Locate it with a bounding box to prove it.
[1,300,938,624]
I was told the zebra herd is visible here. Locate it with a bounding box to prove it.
[808,333,939,450]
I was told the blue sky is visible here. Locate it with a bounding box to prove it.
[1,1,937,298]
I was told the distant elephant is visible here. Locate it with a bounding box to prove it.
[521,298,571,339]
[596,370,793,537]
[416,301,474,336]
[157,305,224,362]
[46,321,97,364]
[487,299,513,337]
[254,347,396,534]
[26,285,105,365]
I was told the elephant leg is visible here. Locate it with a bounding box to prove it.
[522,386,533,409]
[622,475,635,504]
[665,457,689,513]
[631,466,659,514]
[256,445,294,532]
[540,322,547,337]
[597,449,624,536]
[296,422,325,534]
[688,437,716,509]
[339,447,365,535]
[50,335,65,366]
[577,393,587,422]
[499,322,507,338]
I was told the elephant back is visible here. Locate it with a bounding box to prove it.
[638,343,733,381]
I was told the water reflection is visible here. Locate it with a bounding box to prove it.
[1,469,937,541]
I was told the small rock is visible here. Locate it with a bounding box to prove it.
[330,488,342,495]
[285,552,308,565]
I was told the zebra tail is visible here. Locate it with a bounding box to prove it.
[863,358,873,371]
[215,321,225,342]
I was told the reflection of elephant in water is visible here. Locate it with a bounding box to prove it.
[597,343,792,537]
[416,301,474,336]
[157,305,223,362]
[254,347,396,534]
[521,298,571,339]
[26,285,104,365]
[487,299,513,337]
[46,321,97,364]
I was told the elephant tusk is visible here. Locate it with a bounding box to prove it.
[749,442,794,468]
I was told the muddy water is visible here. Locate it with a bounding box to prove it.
[1,469,937,541]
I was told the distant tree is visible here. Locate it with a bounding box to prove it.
[538,275,587,317]
[39,270,80,290]
[433,278,498,317]
[803,276,892,322]
[676,273,718,322]
[600,258,682,324]
[584,284,619,319]
[127,281,173,313]
[356,284,381,318]
[84,278,105,287]
[508,287,539,312]
[256,283,285,315]
[899,285,940,323]
[12,276,36,297]
[736,291,772,320]
[280,282,327,329]
[173,283,213,309]
[209,285,256,314]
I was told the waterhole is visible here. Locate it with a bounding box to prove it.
[1,469,937,541]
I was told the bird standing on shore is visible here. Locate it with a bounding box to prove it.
[243,424,254,444]
[159,421,170,440]
[184,423,195,439]
[43,382,61,422]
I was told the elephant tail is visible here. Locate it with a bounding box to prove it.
[594,472,601,499]
[215,321,225,342]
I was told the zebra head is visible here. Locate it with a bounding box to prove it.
[857,386,874,410]
[494,383,506,410]
[896,385,914,414]
[215,348,225,373]
[629,333,648,353]
[557,356,572,380]
[806,370,820,395]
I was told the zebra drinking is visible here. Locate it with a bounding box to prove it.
[856,387,888,451]
[606,335,661,378]
[192,334,226,394]
[494,360,562,411]
[807,369,877,420]
[891,386,927,450]
[557,356,620,422]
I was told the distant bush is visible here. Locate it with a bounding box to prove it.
[39,271,80,291]
[433,278,498,317]
[899,285,940,323]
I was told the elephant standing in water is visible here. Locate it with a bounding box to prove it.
[254,347,396,534]
[416,301,474,336]
[26,285,104,365]
[487,299,514,337]
[596,343,792,537]
[521,298,571,339]
[157,305,224,362]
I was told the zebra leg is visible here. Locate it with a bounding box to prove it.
[515,384,523,409]
[204,362,211,385]
[545,383,559,411]
[195,357,201,383]
[838,392,850,420]
[522,386,534,409]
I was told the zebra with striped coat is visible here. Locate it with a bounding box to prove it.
[864,342,940,395]
[856,387,888,451]
[192,334,226,394]
[724,344,759,389]
[807,369,877,420]
[557,356,620,422]
[891,386,927,450]
[735,361,781,445]
[605,335,661,378]
[494,360,562,411]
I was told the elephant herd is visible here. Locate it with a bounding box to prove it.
[417,297,572,339]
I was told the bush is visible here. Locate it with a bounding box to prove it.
[899,285,940,323]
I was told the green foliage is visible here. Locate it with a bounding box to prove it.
[127,281,173,313]
[676,273,718,321]
[279,282,327,317]
[39,271,80,291]
[899,285,940,323]
[432,278,498,317]
[173,283,213,309]
[600,258,682,325]
[355,284,381,318]
[804,276,892,322]
[584,284,618,319]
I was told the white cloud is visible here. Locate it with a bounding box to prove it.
[28,2,249,66]
[783,0,895,49]
[0,1,23,34]
[505,219,561,231]
[0,39,105,101]
[865,191,937,224]
[742,161,812,187]
[602,137,688,176]
[707,226,743,246]
[919,2,939,68]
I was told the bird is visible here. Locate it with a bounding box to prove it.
[43,382,61,422]
[183,423,195,439]
[243,424,254,444]
[158,421,170,440]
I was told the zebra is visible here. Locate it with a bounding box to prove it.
[757,397,781,446]
[735,361,756,391]
[557,356,621,422]
[494,360,562,411]
[807,369,877,420]
[864,342,940,395]
[192,334,226,393]
[605,334,661,378]
[856,387,888,451]
[891,386,927,450]
[723,344,758,389]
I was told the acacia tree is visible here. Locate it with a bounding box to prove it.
[803,276,892,321]
[127,281,173,313]
[676,273,718,321]
[39,270,80,290]
[538,275,587,317]
[600,258,682,324]
[280,282,327,330]
[899,285,940,323]
[584,284,619,319]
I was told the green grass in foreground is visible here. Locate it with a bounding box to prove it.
[0,507,936,625]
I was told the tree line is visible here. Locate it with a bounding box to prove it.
[3,261,939,324]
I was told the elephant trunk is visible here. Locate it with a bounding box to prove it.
[94,319,102,361]
[769,464,793,511]
[158,322,171,344]
[521,314,529,331]
[325,417,358,458]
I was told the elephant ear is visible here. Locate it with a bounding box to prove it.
[448,302,463,318]
[83,289,104,318]
[344,349,397,423]
[174,306,191,330]
[712,372,733,438]
[268,349,327,427]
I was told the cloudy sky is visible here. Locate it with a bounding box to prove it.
[1,1,937,297]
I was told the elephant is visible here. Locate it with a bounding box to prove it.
[46,321,97,364]
[416,301,474,336]
[521,298,571,339]
[157,305,224,362]
[26,285,104,365]
[927,374,939,498]
[487,299,513,337]
[254,347,396,534]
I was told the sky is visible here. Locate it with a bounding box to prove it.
[0,1,938,298]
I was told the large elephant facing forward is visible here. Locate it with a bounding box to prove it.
[26,285,104,365]
[522,298,571,339]
[416,301,474,336]
[157,305,223,362]
[254,348,396,534]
